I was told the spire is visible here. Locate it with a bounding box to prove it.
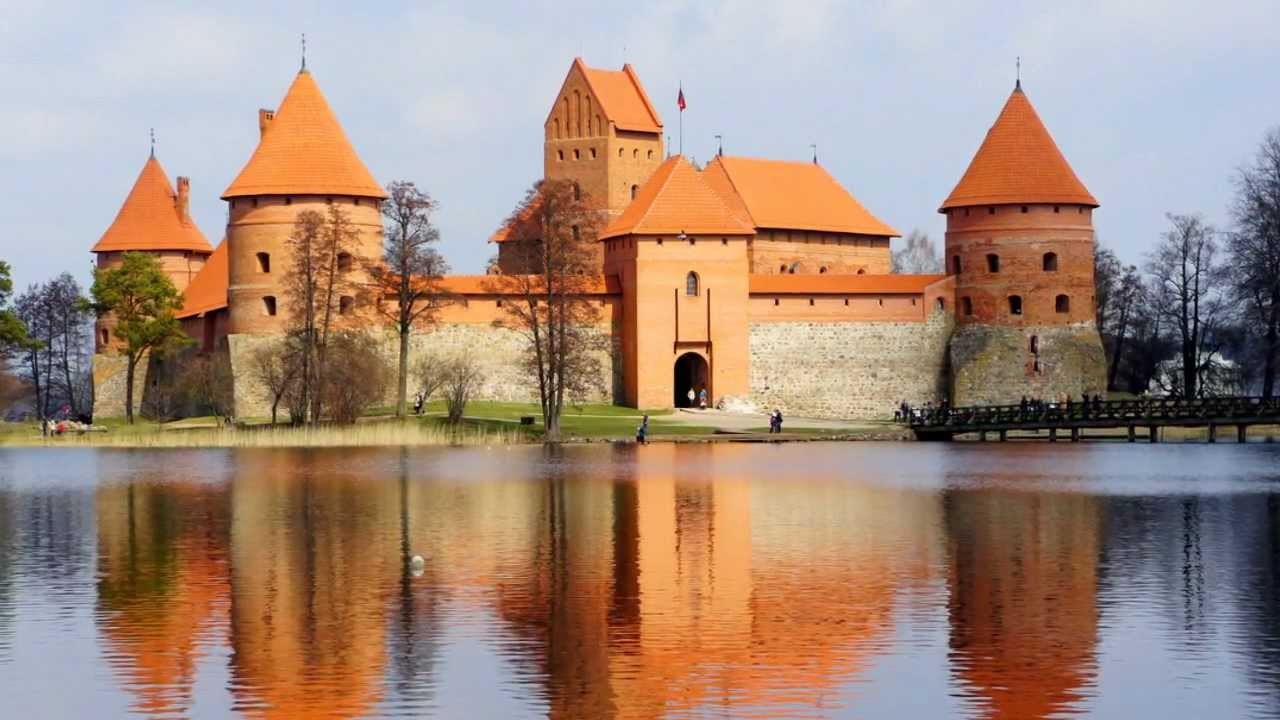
[715,134,723,157]
[149,128,155,158]
[93,155,214,254]
[810,143,818,165]
[222,69,386,199]
[1015,56,1021,91]
[939,85,1097,211]
[300,33,306,72]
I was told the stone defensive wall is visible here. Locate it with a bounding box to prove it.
[226,276,623,419]
[745,275,955,420]
[949,322,1106,407]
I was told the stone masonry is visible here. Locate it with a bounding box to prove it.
[749,311,953,420]
[949,322,1106,406]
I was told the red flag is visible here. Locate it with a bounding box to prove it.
[677,87,686,111]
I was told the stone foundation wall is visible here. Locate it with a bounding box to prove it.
[748,312,953,420]
[949,322,1106,406]
[226,323,621,419]
[91,352,150,419]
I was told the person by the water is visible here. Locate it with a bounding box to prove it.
[698,388,708,409]
[636,415,649,444]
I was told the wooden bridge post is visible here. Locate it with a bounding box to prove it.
[1049,427,1057,442]
[1149,427,1158,443]
[1238,425,1247,443]
[999,429,1007,442]
[1208,424,1217,443]
[1127,426,1136,443]
[979,431,987,442]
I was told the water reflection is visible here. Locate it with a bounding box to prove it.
[0,444,1278,718]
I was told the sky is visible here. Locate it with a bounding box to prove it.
[1,0,1278,292]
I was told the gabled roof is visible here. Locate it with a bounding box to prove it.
[940,84,1097,211]
[749,273,945,295]
[600,156,755,240]
[703,156,900,237]
[222,70,386,199]
[547,58,663,134]
[92,156,214,254]
[177,240,228,318]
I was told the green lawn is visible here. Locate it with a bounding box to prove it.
[413,401,704,439]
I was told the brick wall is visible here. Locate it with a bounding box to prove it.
[748,311,953,420]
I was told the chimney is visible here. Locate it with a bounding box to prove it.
[258,108,275,138]
[176,176,191,224]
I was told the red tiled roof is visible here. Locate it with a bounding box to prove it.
[704,156,899,237]
[438,274,621,295]
[222,70,386,199]
[490,200,536,244]
[572,59,662,134]
[600,156,755,240]
[177,240,228,318]
[749,273,944,295]
[92,156,214,254]
[940,85,1097,210]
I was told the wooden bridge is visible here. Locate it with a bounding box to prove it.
[907,397,1280,442]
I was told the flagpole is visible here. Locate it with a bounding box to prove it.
[679,81,683,156]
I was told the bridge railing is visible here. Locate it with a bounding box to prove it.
[904,397,1280,429]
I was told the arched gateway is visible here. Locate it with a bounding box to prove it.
[674,352,709,408]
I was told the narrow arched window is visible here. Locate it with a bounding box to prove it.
[962,297,973,316]
[1043,252,1059,271]
[1030,335,1039,353]
[573,149,580,160]
[339,296,355,315]
[573,182,581,200]
[686,271,699,297]
[557,150,564,161]
[630,184,638,200]
[986,254,1000,273]
[618,147,624,158]
[263,296,277,316]
[1056,294,1070,313]
[647,149,654,159]
[936,298,945,311]
[256,252,270,273]
[590,148,597,159]
[1008,295,1023,315]
[819,266,828,274]
[952,255,962,274]
[337,252,352,272]
[633,149,639,159]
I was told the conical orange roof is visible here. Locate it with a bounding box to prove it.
[222,70,386,199]
[600,156,755,239]
[940,85,1097,211]
[92,155,214,254]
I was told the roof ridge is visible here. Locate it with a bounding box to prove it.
[621,63,662,130]
[706,156,757,226]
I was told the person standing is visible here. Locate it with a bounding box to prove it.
[636,415,649,445]
[698,388,708,409]
[686,388,696,408]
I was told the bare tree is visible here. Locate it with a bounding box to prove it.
[1227,128,1280,398]
[1094,246,1145,390]
[412,352,447,407]
[370,181,450,417]
[248,339,300,425]
[891,229,942,274]
[489,179,604,441]
[1146,214,1227,398]
[178,353,235,422]
[321,331,390,424]
[440,354,483,424]
[284,206,360,423]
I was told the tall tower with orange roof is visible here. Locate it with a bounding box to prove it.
[91,152,214,352]
[221,66,387,335]
[941,80,1105,405]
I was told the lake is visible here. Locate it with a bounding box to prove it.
[1,442,1278,719]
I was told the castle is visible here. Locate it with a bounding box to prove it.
[90,58,1105,419]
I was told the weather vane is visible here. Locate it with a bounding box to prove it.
[1016,56,1021,89]
[301,33,307,70]
[810,143,818,165]
[715,134,723,157]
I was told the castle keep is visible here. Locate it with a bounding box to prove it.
[90,59,1105,419]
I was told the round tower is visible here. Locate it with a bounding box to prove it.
[941,81,1106,405]
[221,68,387,336]
[91,152,214,353]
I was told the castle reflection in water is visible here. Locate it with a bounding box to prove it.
[3,444,1279,718]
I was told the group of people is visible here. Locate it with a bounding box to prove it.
[767,409,784,434]
[896,400,948,424]
[1019,393,1106,418]
[684,387,709,409]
